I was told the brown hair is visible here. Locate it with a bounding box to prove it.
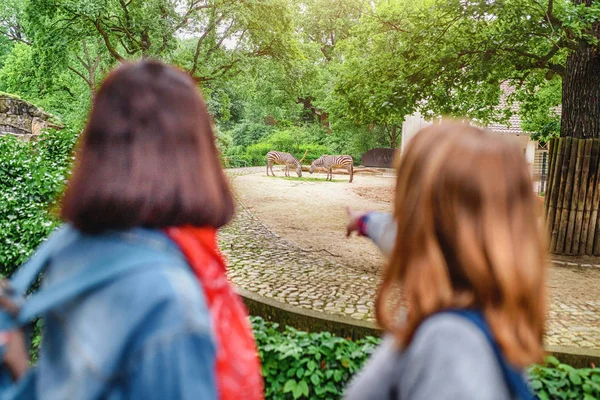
[376,121,546,367]
[61,61,234,232]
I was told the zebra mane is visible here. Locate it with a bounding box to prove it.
[312,155,325,165]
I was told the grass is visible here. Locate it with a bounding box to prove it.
[268,175,347,183]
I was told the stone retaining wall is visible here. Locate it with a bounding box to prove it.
[0,95,62,139]
[240,286,600,369]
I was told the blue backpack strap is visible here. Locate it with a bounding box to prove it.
[445,309,535,400]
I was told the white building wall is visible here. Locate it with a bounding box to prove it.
[401,111,431,154]
[399,112,541,192]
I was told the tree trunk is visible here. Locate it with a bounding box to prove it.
[389,125,398,148]
[545,20,600,254]
[560,28,600,138]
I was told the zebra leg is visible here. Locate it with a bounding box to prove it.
[328,168,332,181]
[270,164,276,176]
[348,165,353,183]
[266,162,270,176]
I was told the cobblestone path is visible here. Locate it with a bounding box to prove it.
[221,168,600,349]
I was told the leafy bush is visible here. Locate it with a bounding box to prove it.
[251,317,379,399]
[0,129,78,276]
[229,122,274,147]
[232,127,332,166]
[529,356,600,400]
[251,317,600,400]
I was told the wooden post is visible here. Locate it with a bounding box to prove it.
[585,139,600,256]
[551,138,572,252]
[573,139,592,254]
[544,138,600,255]
[548,139,567,251]
[556,138,579,253]
[565,139,585,254]
[581,139,600,255]
[545,139,561,226]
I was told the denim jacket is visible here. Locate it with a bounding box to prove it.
[9,227,217,400]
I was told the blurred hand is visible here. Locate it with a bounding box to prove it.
[346,206,367,237]
[0,329,28,381]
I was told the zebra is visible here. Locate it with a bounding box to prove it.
[309,155,354,183]
[266,150,308,177]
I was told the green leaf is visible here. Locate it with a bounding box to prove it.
[283,379,297,393]
[298,380,310,398]
[530,380,543,390]
[310,373,321,386]
[545,356,560,367]
[296,367,305,379]
[333,370,343,382]
[307,360,317,372]
[569,370,582,386]
[537,390,550,400]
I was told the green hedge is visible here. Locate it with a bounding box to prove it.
[250,317,600,400]
[530,357,600,400]
[251,317,379,399]
[0,129,78,275]
[225,126,334,167]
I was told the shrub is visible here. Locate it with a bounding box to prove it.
[529,356,600,400]
[230,122,274,147]
[0,129,77,276]
[251,317,600,400]
[251,316,379,399]
[237,127,332,167]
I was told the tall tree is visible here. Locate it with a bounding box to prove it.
[29,0,298,82]
[341,0,600,255]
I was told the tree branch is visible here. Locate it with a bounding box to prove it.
[190,15,225,75]
[67,66,92,86]
[205,18,236,58]
[93,19,124,62]
[0,27,31,45]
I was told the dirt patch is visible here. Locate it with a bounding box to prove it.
[231,170,600,304]
[353,187,394,204]
[231,171,395,273]
[547,266,600,302]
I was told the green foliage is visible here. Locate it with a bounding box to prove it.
[0,43,37,96]
[252,317,600,400]
[0,44,90,129]
[251,316,379,399]
[0,128,78,275]
[516,73,562,143]
[230,122,274,148]
[230,126,331,166]
[529,356,600,400]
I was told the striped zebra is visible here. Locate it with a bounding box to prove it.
[310,155,354,183]
[265,150,308,177]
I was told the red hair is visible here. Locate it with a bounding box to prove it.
[376,121,547,367]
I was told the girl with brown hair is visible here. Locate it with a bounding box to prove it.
[345,122,546,399]
[0,61,263,400]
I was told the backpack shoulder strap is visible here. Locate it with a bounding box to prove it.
[445,309,535,400]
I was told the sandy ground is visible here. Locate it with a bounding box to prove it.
[232,171,395,273]
[232,170,600,301]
